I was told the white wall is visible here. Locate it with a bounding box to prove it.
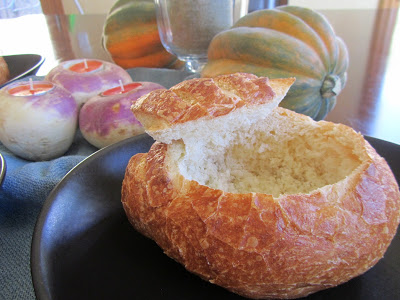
[288,0,379,9]
[61,0,380,14]
[62,0,115,14]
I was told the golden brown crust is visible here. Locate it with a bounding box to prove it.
[131,73,295,132]
[0,57,10,86]
[122,119,400,299]
[122,73,399,299]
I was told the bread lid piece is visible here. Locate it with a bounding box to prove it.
[132,73,295,144]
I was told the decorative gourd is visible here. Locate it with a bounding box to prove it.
[201,6,349,120]
[102,0,180,69]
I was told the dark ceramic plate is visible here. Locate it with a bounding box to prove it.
[0,54,44,88]
[31,135,400,300]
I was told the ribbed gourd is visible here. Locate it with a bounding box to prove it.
[102,0,179,69]
[201,6,349,120]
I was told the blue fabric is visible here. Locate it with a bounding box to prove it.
[0,131,97,300]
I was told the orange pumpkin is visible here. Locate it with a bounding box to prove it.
[102,0,180,69]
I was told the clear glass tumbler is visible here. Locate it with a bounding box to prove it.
[154,0,246,73]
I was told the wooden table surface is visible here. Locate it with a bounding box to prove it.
[0,6,399,145]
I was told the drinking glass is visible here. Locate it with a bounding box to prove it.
[154,0,247,74]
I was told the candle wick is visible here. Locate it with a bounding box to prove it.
[84,59,88,70]
[119,80,125,93]
[29,78,35,94]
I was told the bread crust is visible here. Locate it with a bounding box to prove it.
[0,56,10,86]
[122,116,400,299]
[131,73,295,133]
[122,73,400,299]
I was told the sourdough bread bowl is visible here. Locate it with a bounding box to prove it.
[121,73,400,299]
[0,56,10,86]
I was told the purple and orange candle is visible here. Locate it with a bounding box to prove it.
[46,59,133,107]
[0,79,78,161]
[79,81,165,148]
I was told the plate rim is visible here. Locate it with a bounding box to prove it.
[0,152,5,186]
[1,53,45,88]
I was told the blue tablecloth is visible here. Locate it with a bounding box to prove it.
[0,131,98,299]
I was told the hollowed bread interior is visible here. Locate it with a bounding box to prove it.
[168,107,365,197]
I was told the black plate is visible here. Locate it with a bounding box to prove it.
[31,135,400,300]
[0,54,44,88]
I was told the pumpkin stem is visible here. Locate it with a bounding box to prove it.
[321,74,342,98]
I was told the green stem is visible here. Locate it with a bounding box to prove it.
[321,74,342,98]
